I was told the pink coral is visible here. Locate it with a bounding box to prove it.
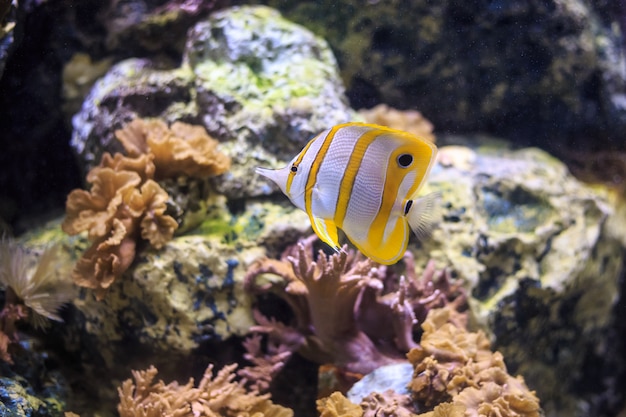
[244,237,467,378]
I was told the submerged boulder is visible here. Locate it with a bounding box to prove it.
[71,5,354,199]
[413,137,624,417]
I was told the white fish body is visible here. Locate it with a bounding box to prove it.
[256,122,438,265]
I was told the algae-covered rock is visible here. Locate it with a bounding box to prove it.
[73,234,259,362]
[0,338,70,417]
[71,5,354,199]
[411,137,623,417]
[20,195,311,368]
[258,0,626,154]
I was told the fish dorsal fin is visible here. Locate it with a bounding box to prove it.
[406,192,441,240]
[310,215,341,252]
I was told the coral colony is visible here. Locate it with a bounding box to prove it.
[62,118,230,299]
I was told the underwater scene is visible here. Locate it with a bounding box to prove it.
[1,1,625,416]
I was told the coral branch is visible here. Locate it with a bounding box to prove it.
[117,363,293,417]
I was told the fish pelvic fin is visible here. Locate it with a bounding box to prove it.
[310,215,341,252]
[406,192,441,240]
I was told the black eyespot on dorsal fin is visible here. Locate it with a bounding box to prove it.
[404,199,413,215]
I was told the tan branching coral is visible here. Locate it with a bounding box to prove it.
[359,104,436,144]
[407,307,541,417]
[115,118,231,180]
[64,118,230,298]
[360,390,416,417]
[129,180,179,249]
[117,363,293,417]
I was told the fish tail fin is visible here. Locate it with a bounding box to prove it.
[406,192,441,240]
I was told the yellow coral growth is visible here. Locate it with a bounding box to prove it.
[115,118,231,179]
[417,403,466,417]
[117,363,293,417]
[317,392,363,417]
[408,307,541,417]
[359,104,436,144]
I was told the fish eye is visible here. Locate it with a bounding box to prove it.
[397,153,413,168]
[290,164,298,173]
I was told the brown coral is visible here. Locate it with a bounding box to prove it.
[62,161,155,299]
[117,363,293,417]
[359,104,436,144]
[315,306,540,417]
[115,118,231,180]
[407,307,541,417]
[64,118,231,298]
[63,167,143,239]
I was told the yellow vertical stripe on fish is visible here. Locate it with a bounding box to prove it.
[255,122,438,265]
[285,137,315,195]
[304,125,342,241]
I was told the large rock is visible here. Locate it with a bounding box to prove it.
[71,5,354,199]
[21,196,310,365]
[412,137,624,417]
[259,0,626,153]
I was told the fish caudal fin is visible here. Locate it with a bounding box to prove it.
[406,192,441,240]
[311,215,341,252]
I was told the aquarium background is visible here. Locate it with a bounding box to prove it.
[0,1,625,417]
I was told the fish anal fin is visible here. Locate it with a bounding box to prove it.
[311,215,341,252]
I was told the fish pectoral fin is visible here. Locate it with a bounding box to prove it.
[310,215,341,252]
[406,192,442,240]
